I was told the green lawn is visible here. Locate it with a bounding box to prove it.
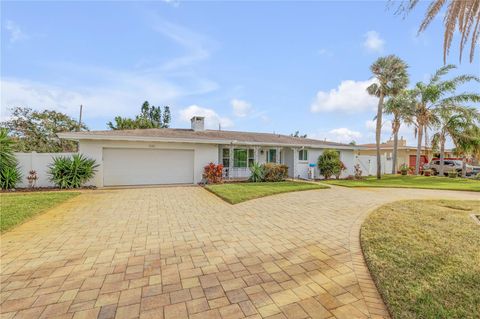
[206,181,328,204]
[0,192,80,233]
[324,175,480,192]
[362,200,480,319]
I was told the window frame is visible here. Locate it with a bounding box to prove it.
[233,148,248,168]
[267,149,277,163]
[298,149,308,162]
[248,149,255,167]
[222,148,230,168]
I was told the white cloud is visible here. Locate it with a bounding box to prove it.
[0,77,182,123]
[231,99,252,117]
[0,58,220,126]
[179,105,233,129]
[5,20,27,43]
[151,19,214,70]
[363,31,385,53]
[317,48,333,56]
[365,119,420,145]
[162,0,180,7]
[310,128,362,144]
[310,79,378,113]
[365,119,392,134]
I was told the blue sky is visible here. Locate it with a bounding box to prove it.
[1,1,479,145]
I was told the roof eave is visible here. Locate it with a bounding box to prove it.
[57,133,360,150]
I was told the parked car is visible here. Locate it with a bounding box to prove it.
[425,159,474,176]
[471,165,480,175]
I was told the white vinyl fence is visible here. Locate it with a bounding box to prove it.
[355,154,393,176]
[15,152,76,188]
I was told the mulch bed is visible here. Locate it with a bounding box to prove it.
[1,186,96,193]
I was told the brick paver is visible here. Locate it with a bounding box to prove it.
[1,186,478,318]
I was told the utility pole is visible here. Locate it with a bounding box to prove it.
[78,104,83,131]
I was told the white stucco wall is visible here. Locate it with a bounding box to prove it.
[79,140,218,187]
[295,148,356,179]
[15,152,75,188]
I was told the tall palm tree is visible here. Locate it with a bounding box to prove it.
[431,106,480,176]
[367,55,409,179]
[411,64,480,174]
[384,90,416,174]
[397,0,480,63]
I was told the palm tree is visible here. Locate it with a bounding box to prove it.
[367,55,409,179]
[397,0,480,63]
[431,106,480,176]
[451,124,480,177]
[411,64,480,174]
[384,90,416,174]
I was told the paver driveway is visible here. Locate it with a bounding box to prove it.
[1,186,478,319]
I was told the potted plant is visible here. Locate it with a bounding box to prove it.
[354,164,363,180]
[27,170,39,188]
[400,164,409,176]
[423,169,432,177]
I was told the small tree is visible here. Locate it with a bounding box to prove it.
[291,131,307,138]
[107,101,171,130]
[1,107,87,152]
[317,150,342,180]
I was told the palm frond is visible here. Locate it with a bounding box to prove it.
[419,0,448,33]
[366,83,380,97]
[430,64,456,83]
[399,0,480,63]
[441,92,480,104]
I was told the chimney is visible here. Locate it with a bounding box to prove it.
[191,116,205,131]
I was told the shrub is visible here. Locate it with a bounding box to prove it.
[249,162,264,182]
[48,154,98,189]
[474,172,480,180]
[317,149,342,180]
[399,164,409,175]
[203,163,223,184]
[448,170,458,178]
[0,166,22,190]
[334,161,347,179]
[0,128,22,189]
[262,163,288,182]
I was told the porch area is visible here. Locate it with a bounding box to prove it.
[218,145,308,180]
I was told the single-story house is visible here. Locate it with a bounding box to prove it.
[58,116,361,187]
[358,137,454,172]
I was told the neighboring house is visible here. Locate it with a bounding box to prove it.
[58,116,361,187]
[358,138,454,172]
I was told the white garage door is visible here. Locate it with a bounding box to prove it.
[103,148,194,186]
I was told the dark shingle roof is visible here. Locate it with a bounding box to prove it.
[59,128,357,149]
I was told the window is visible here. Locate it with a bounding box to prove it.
[299,149,308,161]
[234,149,247,168]
[267,149,277,163]
[222,148,230,167]
[248,149,255,166]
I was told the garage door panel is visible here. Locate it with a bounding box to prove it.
[103,148,194,186]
